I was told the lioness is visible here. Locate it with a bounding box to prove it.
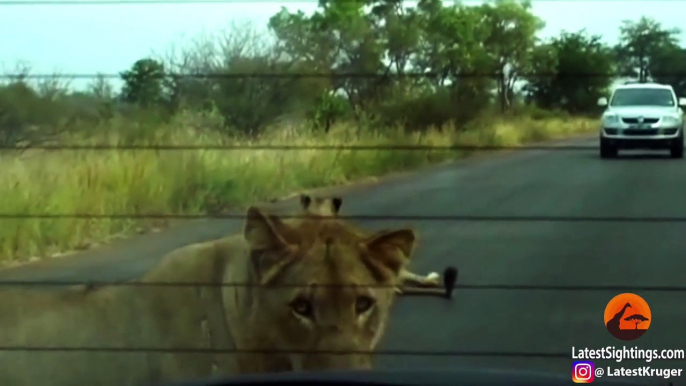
[0,204,417,386]
[298,194,441,293]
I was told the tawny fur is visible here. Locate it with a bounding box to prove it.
[0,203,417,385]
[299,194,441,294]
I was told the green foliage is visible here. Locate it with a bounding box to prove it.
[4,6,686,146]
[308,92,350,133]
[120,58,167,108]
[651,47,686,97]
[615,16,681,82]
[478,0,546,111]
[525,30,616,113]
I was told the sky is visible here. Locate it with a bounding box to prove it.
[1,0,685,91]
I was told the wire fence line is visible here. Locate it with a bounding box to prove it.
[0,0,633,5]
[0,214,684,222]
[1,280,682,356]
[1,0,317,4]
[0,72,680,79]
[0,346,681,360]
[0,145,597,153]
[0,144,596,151]
[0,347,574,358]
[0,0,524,5]
[1,281,685,292]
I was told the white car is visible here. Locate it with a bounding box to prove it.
[598,82,686,159]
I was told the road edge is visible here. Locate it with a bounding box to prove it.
[0,131,596,274]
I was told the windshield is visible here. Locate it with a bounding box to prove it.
[610,88,676,107]
[3,1,686,386]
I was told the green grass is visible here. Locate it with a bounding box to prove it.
[0,113,597,266]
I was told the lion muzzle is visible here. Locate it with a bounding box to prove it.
[299,336,373,370]
[300,351,373,370]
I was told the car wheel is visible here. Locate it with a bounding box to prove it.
[600,138,617,159]
[670,138,684,159]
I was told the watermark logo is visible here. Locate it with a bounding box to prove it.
[604,293,651,341]
[573,361,596,383]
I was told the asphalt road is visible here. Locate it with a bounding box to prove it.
[2,135,686,385]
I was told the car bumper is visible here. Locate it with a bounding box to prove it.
[601,127,682,149]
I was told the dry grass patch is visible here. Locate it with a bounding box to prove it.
[0,114,596,265]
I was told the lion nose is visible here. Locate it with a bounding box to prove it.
[304,335,372,370]
[323,324,342,333]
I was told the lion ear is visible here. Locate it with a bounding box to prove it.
[299,194,312,211]
[361,229,416,280]
[243,206,298,283]
[330,196,343,215]
[243,206,290,251]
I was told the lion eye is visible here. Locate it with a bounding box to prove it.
[290,297,313,318]
[355,295,375,314]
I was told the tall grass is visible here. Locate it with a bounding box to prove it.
[0,112,596,265]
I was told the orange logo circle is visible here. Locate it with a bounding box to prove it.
[604,293,651,341]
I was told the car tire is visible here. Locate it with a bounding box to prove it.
[600,137,617,159]
[670,136,684,159]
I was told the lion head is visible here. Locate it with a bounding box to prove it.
[297,194,441,291]
[242,204,415,371]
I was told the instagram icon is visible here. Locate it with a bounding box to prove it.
[572,361,595,383]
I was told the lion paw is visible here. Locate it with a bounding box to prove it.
[425,272,440,285]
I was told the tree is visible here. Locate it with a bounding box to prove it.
[649,46,686,97]
[88,73,114,101]
[389,0,495,126]
[0,70,69,146]
[479,0,545,112]
[85,73,115,120]
[525,30,615,113]
[369,0,422,77]
[210,55,308,135]
[624,314,649,330]
[413,1,491,85]
[120,58,167,108]
[109,0,686,135]
[271,0,389,114]
[0,82,35,146]
[615,16,681,82]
